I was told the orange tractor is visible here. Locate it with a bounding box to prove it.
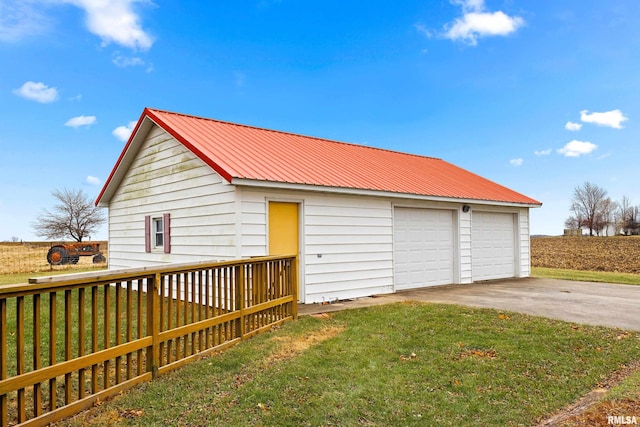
[46,242,106,265]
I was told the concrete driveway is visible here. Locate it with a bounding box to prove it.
[299,277,640,331]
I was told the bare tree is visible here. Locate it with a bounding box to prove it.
[595,197,616,236]
[567,182,608,236]
[627,206,640,235]
[617,196,640,235]
[617,196,634,235]
[564,215,582,230]
[32,188,106,242]
[615,196,630,235]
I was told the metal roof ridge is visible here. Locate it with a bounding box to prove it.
[145,107,445,162]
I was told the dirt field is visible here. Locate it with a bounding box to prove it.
[531,236,640,274]
[0,241,108,275]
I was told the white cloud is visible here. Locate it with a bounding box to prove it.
[61,0,154,50]
[557,140,597,157]
[414,23,434,38]
[509,158,523,166]
[442,0,524,46]
[580,109,628,129]
[534,148,552,156]
[451,0,485,13]
[0,1,51,42]
[112,120,137,142]
[1,1,153,52]
[113,54,145,67]
[65,115,97,127]
[86,175,101,185]
[565,121,582,131]
[13,81,59,103]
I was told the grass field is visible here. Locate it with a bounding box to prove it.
[0,241,107,277]
[518,236,640,425]
[58,303,639,427]
[532,267,640,285]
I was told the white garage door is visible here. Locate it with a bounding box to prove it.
[394,207,454,290]
[472,212,515,281]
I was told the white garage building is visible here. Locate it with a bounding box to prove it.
[96,108,542,304]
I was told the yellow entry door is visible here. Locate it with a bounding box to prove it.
[268,202,299,256]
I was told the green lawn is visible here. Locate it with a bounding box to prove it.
[532,266,640,285]
[61,303,640,427]
[607,370,640,401]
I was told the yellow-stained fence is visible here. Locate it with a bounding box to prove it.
[0,255,297,426]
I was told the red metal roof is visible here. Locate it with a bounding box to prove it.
[97,108,541,206]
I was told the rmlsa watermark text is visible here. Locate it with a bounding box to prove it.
[608,415,638,425]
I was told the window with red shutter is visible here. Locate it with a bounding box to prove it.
[144,215,151,253]
[145,214,171,254]
[163,213,171,254]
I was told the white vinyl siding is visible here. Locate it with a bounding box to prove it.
[304,199,394,303]
[237,191,532,302]
[240,190,394,304]
[393,207,454,290]
[107,126,237,268]
[471,211,516,281]
[518,209,531,277]
[459,208,473,284]
[238,193,268,258]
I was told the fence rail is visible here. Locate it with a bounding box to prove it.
[0,255,297,426]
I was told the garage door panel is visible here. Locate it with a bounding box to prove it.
[394,208,454,290]
[472,212,515,281]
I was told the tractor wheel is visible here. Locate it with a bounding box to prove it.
[92,254,106,264]
[47,247,68,265]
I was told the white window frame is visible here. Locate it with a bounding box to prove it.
[153,217,164,249]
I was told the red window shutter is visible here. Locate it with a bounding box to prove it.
[163,213,171,254]
[144,215,151,253]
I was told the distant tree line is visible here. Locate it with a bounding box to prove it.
[565,182,640,236]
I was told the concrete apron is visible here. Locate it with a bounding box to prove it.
[298,277,640,331]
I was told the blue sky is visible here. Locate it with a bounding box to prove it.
[1,0,639,241]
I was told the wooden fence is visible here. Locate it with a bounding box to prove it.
[0,255,297,426]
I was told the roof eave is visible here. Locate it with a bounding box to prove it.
[230,178,543,208]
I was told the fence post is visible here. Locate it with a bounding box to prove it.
[146,274,160,379]
[234,265,245,339]
[291,257,298,319]
[0,298,6,427]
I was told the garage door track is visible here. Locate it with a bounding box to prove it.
[299,277,640,331]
